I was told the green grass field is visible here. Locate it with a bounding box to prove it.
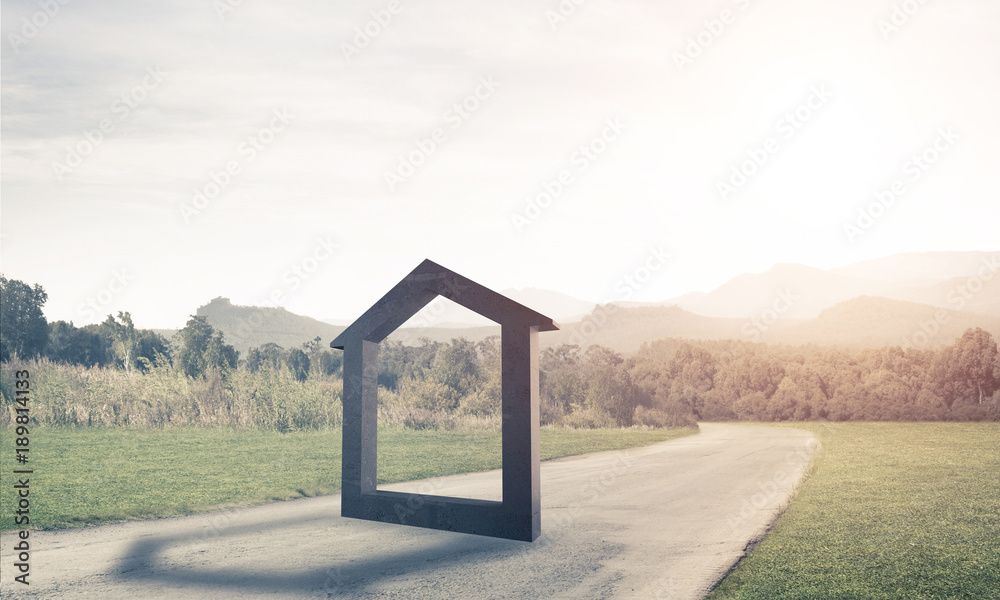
[5,422,996,599]
[710,422,1000,600]
[0,426,695,531]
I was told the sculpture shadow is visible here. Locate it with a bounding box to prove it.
[114,512,530,596]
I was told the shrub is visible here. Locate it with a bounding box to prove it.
[561,407,616,429]
[634,405,698,429]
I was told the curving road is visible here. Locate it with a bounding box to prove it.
[1,423,817,599]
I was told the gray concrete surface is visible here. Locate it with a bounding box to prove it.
[1,423,817,599]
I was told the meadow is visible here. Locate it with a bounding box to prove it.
[0,425,695,531]
[710,422,1000,600]
[3,359,998,598]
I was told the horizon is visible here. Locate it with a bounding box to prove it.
[2,1,998,329]
[12,248,998,331]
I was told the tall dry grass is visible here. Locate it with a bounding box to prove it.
[1,358,643,431]
[0,357,343,430]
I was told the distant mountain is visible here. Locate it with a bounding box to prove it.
[387,324,501,346]
[880,274,1000,319]
[636,291,704,309]
[662,263,894,319]
[378,305,758,353]
[175,250,1000,356]
[662,251,1000,320]
[385,297,999,354]
[191,297,519,353]
[544,305,769,353]
[541,297,999,354]
[328,287,599,329]
[169,293,1000,359]
[830,251,998,285]
[318,318,353,327]
[195,297,345,354]
[773,296,1000,349]
[501,287,598,323]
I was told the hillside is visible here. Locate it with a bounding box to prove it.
[661,250,1000,320]
[881,275,1000,319]
[501,287,597,322]
[662,263,894,319]
[542,305,797,354]
[171,249,1000,356]
[387,324,501,346]
[192,297,502,353]
[389,288,598,327]
[540,297,1000,353]
[182,293,1000,357]
[195,297,345,354]
[772,296,1000,349]
[830,250,998,284]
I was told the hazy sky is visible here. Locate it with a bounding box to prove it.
[2,0,998,328]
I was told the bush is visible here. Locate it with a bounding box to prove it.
[634,405,670,428]
[458,379,500,417]
[561,407,616,429]
[634,405,698,429]
[948,401,1000,422]
[400,378,460,412]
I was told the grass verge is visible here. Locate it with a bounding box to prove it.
[709,422,1000,600]
[0,425,695,531]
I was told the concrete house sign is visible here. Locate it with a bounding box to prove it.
[331,259,559,541]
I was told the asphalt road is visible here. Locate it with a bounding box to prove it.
[1,423,817,599]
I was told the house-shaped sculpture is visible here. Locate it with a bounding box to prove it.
[331,259,559,541]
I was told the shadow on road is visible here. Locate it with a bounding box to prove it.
[115,513,530,597]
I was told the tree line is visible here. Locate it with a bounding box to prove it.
[3,275,998,426]
[622,329,1000,423]
[1,275,342,382]
[356,328,1000,425]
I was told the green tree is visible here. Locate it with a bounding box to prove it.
[668,343,717,393]
[175,316,213,377]
[301,336,322,355]
[135,330,171,371]
[0,275,49,361]
[46,320,111,366]
[103,311,139,373]
[460,336,502,416]
[258,343,286,370]
[716,351,785,414]
[243,343,285,372]
[857,369,913,420]
[244,347,263,372]
[287,348,310,382]
[411,338,442,372]
[927,328,1000,420]
[430,338,480,398]
[765,376,806,421]
[951,328,1000,406]
[540,344,585,421]
[205,330,238,373]
[174,316,237,378]
[377,340,414,389]
[583,345,638,426]
[314,350,342,377]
